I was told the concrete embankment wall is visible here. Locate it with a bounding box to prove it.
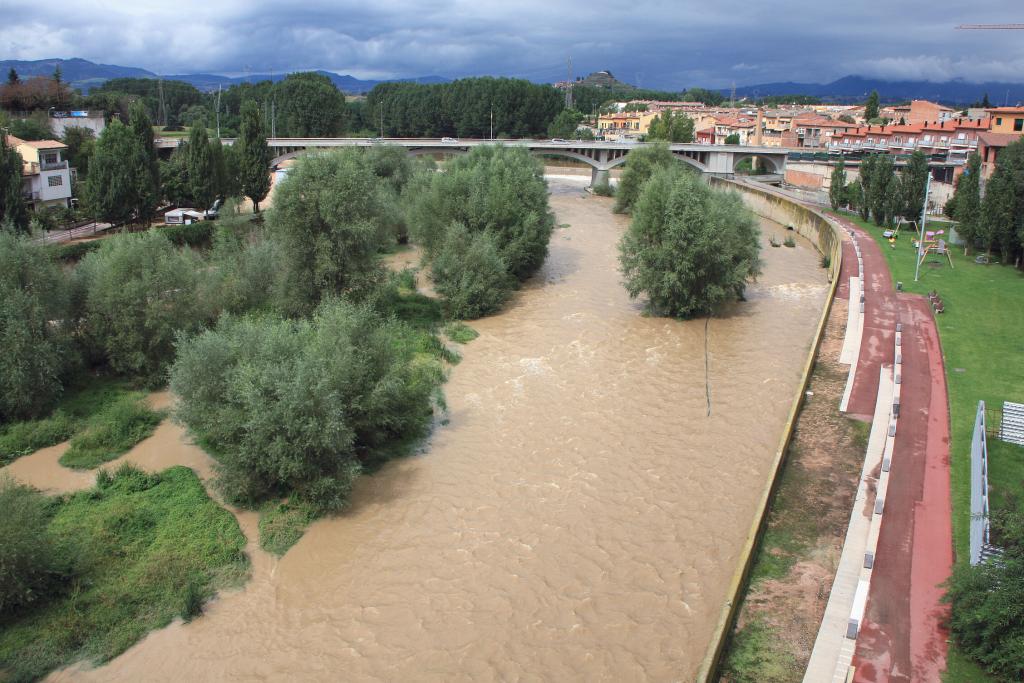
[696,179,843,682]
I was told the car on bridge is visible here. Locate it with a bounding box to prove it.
[441,137,459,143]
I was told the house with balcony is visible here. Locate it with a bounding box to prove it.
[985,107,1024,134]
[4,134,74,210]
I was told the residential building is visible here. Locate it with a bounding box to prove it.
[985,107,1024,134]
[977,131,1023,178]
[882,100,954,125]
[781,114,859,148]
[4,134,74,210]
[827,118,990,160]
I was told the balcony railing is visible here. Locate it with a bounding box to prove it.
[22,190,40,200]
[41,160,68,171]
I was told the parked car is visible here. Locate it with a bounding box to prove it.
[549,138,568,143]
[441,137,459,143]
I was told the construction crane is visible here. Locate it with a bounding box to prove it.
[956,24,1024,29]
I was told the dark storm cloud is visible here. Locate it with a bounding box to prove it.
[2,0,1022,87]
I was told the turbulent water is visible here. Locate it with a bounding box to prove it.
[21,176,827,682]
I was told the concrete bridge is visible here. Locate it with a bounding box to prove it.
[156,137,788,184]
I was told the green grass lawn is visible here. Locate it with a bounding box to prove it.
[0,465,248,682]
[0,377,162,467]
[833,212,1024,682]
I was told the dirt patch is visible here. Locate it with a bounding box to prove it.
[725,295,867,680]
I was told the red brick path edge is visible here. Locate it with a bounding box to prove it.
[831,215,954,683]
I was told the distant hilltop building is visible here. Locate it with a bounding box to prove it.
[555,70,636,91]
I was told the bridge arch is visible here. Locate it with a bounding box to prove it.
[730,152,783,174]
[604,149,709,174]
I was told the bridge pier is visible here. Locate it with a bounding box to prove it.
[591,167,610,188]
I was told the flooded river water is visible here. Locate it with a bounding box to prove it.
[20,176,828,681]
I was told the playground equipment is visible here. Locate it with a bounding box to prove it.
[913,230,954,270]
[883,217,917,240]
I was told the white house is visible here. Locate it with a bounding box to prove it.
[49,110,106,138]
[5,135,74,210]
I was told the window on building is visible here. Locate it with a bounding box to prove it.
[1015,118,1024,132]
[996,117,1003,125]
[43,153,58,165]
[48,175,63,187]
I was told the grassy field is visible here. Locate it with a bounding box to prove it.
[0,465,248,682]
[835,211,1024,683]
[0,377,162,467]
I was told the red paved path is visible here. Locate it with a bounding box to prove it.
[829,215,953,683]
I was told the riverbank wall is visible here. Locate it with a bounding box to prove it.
[697,179,844,682]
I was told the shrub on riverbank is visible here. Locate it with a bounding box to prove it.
[619,168,761,318]
[408,145,554,314]
[170,299,444,513]
[59,394,164,469]
[77,230,203,385]
[0,233,75,421]
[0,465,248,682]
[945,511,1024,682]
[613,143,676,214]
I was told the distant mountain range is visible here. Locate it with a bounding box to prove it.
[0,58,449,94]
[4,58,1024,105]
[730,75,1024,106]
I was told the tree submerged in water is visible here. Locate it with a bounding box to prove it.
[618,169,762,319]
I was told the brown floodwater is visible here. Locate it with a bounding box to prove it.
[31,176,826,681]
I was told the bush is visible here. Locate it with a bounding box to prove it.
[0,233,74,421]
[613,143,676,214]
[77,230,203,384]
[0,477,68,616]
[48,240,102,262]
[619,168,762,318]
[199,224,282,318]
[59,395,164,469]
[0,412,77,465]
[170,299,444,513]
[945,511,1024,681]
[591,180,614,197]
[431,224,515,319]
[443,321,479,344]
[258,501,315,556]
[783,234,796,248]
[160,221,214,248]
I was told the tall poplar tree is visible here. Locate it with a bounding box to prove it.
[237,100,271,213]
[901,150,929,219]
[950,152,982,253]
[87,120,144,225]
[128,100,159,224]
[829,159,847,210]
[187,125,216,213]
[864,90,880,121]
[0,134,29,232]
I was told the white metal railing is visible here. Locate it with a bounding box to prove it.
[969,400,992,565]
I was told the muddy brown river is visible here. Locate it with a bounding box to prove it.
[11,176,828,682]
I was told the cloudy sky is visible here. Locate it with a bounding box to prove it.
[2,0,1022,87]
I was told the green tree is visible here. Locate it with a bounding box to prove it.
[6,68,18,86]
[77,231,202,383]
[86,120,150,225]
[408,145,554,283]
[61,127,95,180]
[0,477,68,615]
[901,150,929,219]
[237,100,271,213]
[547,109,583,138]
[944,511,1024,681]
[829,159,847,210]
[169,299,442,512]
[883,172,903,227]
[864,90,880,121]
[0,134,29,233]
[981,138,1024,260]
[128,100,159,224]
[724,133,741,145]
[613,143,676,214]
[159,145,191,206]
[857,155,876,221]
[950,152,982,253]
[431,223,514,319]
[274,72,347,137]
[867,154,895,226]
[846,180,865,216]
[619,168,761,318]
[269,150,386,316]
[187,126,216,212]
[0,233,73,420]
[647,110,695,143]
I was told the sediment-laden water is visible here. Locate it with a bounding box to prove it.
[15,176,827,681]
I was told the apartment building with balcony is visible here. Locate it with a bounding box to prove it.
[4,134,74,210]
[826,118,990,160]
[985,107,1024,134]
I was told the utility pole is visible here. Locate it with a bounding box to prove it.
[914,172,932,282]
[490,104,494,140]
[216,84,221,138]
[566,56,573,109]
[379,101,384,138]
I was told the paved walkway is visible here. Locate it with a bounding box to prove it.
[829,215,953,683]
